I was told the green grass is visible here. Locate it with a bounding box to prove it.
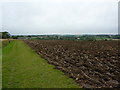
[2,40,80,88]
[0,46,2,89]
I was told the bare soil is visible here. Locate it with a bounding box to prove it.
[24,40,120,88]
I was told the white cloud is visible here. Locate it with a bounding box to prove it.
[0,0,119,3]
[1,0,118,34]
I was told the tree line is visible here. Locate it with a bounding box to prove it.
[0,31,120,40]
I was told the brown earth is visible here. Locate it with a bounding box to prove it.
[24,40,120,88]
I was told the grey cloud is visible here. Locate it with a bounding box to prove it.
[1,1,118,35]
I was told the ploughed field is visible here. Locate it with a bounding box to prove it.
[24,40,120,88]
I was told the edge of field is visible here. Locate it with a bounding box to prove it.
[2,40,81,88]
[0,48,1,90]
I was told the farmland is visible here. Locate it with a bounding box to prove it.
[2,40,79,88]
[0,40,1,89]
[24,40,120,88]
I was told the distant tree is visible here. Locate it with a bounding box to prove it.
[28,35,31,38]
[2,32,10,39]
[0,32,2,39]
[11,36,18,39]
[104,39,108,41]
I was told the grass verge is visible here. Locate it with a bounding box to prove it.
[2,40,80,88]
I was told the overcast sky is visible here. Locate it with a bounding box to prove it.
[0,0,119,35]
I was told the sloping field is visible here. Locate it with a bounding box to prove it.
[24,40,120,88]
[2,40,80,88]
[0,47,2,89]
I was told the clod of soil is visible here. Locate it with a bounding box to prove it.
[24,40,120,88]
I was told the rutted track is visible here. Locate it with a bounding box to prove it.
[24,40,120,88]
